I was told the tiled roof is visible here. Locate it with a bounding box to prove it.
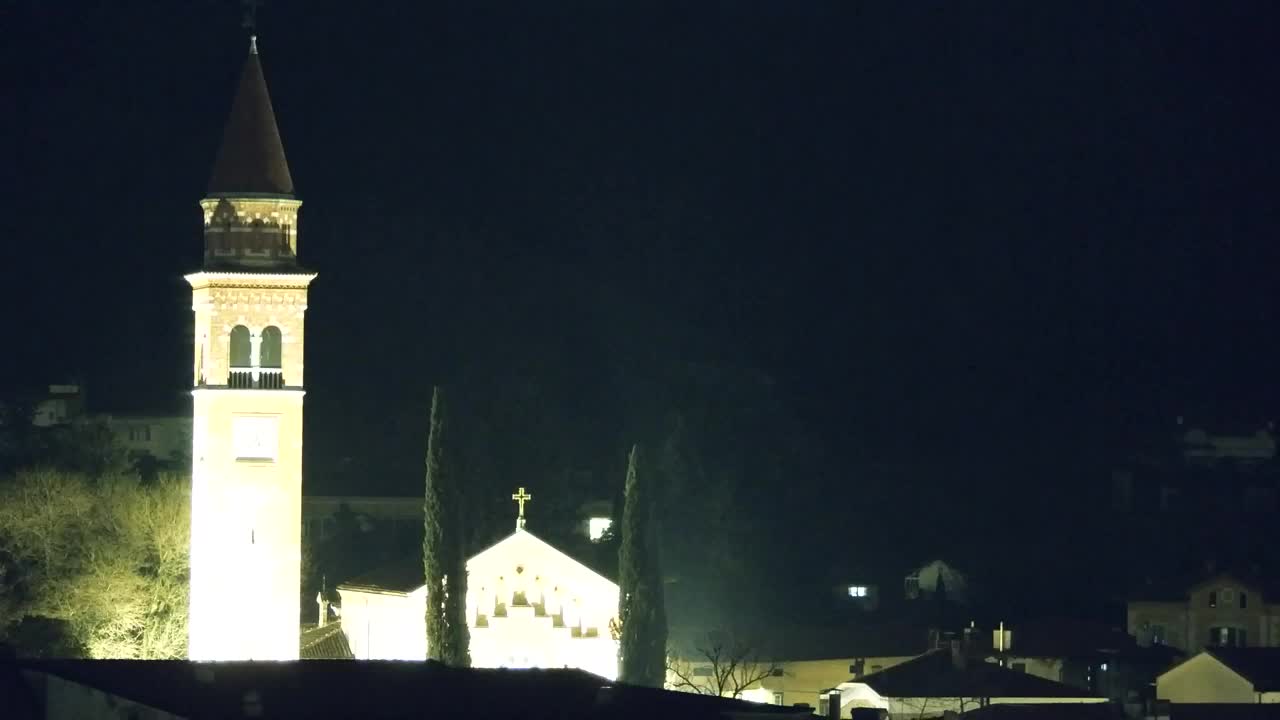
[10,660,815,719]
[856,650,1101,699]
[1206,647,1280,692]
[207,41,294,197]
[299,623,354,660]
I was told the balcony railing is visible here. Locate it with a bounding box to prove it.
[228,367,285,390]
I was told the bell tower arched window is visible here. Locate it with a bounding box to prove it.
[260,326,282,368]
[230,325,251,367]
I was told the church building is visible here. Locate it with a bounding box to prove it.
[187,35,315,661]
[338,489,622,680]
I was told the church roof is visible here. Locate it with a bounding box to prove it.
[207,37,294,197]
[337,528,617,595]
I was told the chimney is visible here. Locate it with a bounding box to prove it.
[316,591,329,628]
[826,690,842,720]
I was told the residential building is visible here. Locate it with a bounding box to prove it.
[302,496,421,542]
[1156,647,1280,704]
[30,385,85,427]
[1128,572,1280,653]
[666,620,939,707]
[826,646,1108,718]
[101,414,192,467]
[978,618,1181,712]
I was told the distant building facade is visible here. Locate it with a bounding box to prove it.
[101,414,192,468]
[1128,573,1280,653]
[302,496,422,542]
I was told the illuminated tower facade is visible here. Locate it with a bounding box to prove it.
[187,36,314,661]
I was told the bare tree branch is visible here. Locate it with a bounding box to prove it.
[666,628,781,699]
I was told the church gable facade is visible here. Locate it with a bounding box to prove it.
[337,526,620,680]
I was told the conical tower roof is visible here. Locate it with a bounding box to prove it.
[207,37,294,197]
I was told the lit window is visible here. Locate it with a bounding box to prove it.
[588,517,613,542]
[848,585,868,598]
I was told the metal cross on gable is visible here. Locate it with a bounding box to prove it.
[511,487,532,530]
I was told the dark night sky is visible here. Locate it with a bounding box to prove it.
[5,1,1280,605]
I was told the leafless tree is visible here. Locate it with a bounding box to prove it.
[666,628,781,699]
[0,469,189,658]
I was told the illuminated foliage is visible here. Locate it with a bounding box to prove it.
[0,469,189,658]
[618,444,667,687]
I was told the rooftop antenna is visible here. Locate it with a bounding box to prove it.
[242,0,261,53]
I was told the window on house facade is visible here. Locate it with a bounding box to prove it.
[773,692,784,706]
[1012,662,1027,673]
[1240,592,1248,609]
[1208,591,1217,608]
[692,666,712,677]
[128,425,151,442]
[1209,626,1247,647]
[1150,624,1166,645]
[848,585,868,598]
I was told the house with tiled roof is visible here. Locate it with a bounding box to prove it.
[1156,646,1280,704]
[666,619,932,709]
[823,646,1107,718]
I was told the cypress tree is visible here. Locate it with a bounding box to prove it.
[423,386,470,666]
[618,443,668,686]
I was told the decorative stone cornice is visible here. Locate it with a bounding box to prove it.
[185,271,317,290]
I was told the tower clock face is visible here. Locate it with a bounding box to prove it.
[233,415,280,461]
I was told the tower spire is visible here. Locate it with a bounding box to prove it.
[207,35,292,197]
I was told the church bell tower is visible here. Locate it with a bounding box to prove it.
[187,35,314,661]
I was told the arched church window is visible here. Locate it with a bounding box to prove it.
[260,326,283,368]
[229,325,251,367]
